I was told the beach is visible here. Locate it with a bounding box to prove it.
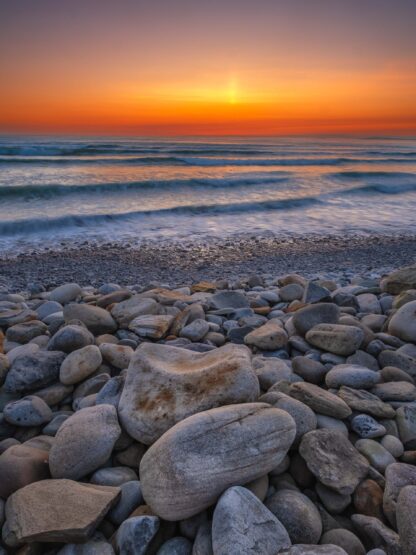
[1,232,416,291]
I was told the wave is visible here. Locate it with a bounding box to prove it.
[340,182,416,195]
[0,174,290,199]
[2,154,416,167]
[0,196,322,236]
[332,171,416,180]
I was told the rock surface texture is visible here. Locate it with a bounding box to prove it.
[0,264,416,553]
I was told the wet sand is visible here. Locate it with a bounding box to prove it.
[1,233,416,291]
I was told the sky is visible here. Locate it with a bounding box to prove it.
[1,0,415,135]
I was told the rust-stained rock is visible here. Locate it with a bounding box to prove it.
[118,342,259,444]
[128,314,174,340]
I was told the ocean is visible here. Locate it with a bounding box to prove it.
[0,136,415,254]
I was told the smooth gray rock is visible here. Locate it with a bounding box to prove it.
[209,291,249,310]
[289,382,352,419]
[325,364,380,390]
[90,466,138,486]
[293,303,339,336]
[99,343,133,370]
[383,463,416,528]
[157,537,193,555]
[380,435,404,458]
[49,405,121,480]
[96,375,124,407]
[244,320,288,351]
[299,429,370,495]
[192,522,213,555]
[47,324,94,353]
[111,296,160,327]
[292,357,327,385]
[57,536,115,554]
[338,386,396,419]
[396,404,416,448]
[315,482,351,514]
[351,514,401,555]
[140,403,296,520]
[212,486,291,555]
[4,351,66,393]
[3,395,53,427]
[319,529,365,555]
[59,345,102,385]
[396,485,416,555]
[108,480,143,526]
[259,391,317,446]
[265,489,322,544]
[306,324,363,356]
[371,381,416,402]
[119,343,259,445]
[114,516,160,555]
[63,303,117,335]
[6,320,48,343]
[388,300,416,343]
[180,319,210,342]
[355,439,396,473]
[280,547,348,555]
[49,283,82,305]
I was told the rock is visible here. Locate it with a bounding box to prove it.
[111,296,160,327]
[253,356,293,389]
[212,486,291,555]
[280,547,348,555]
[306,324,363,356]
[35,382,73,406]
[380,435,404,458]
[280,283,304,302]
[371,381,416,402]
[49,405,121,479]
[338,387,396,419]
[355,439,396,473]
[209,291,249,310]
[379,347,416,379]
[293,303,339,336]
[244,320,288,351]
[99,343,134,370]
[383,462,416,528]
[319,529,365,555]
[316,414,348,435]
[90,466,138,486]
[353,479,384,520]
[0,444,50,499]
[140,403,296,520]
[119,343,259,444]
[128,314,173,339]
[260,391,317,446]
[4,351,66,393]
[0,308,37,327]
[49,283,82,304]
[35,300,63,320]
[299,429,370,495]
[292,357,327,384]
[265,489,322,544]
[180,319,209,342]
[96,375,124,407]
[325,364,380,389]
[6,320,48,343]
[114,516,160,555]
[47,324,94,353]
[56,536,115,554]
[351,415,386,438]
[388,301,416,343]
[59,345,102,385]
[351,514,401,555]
[396,485,416,555]
[97,289,131,308]
[156,537,192,555]
[380,366,414,383]
[2,479,120,546]
[193,521,213,555]
[3,395,53,427]
[63,304,117,335]
[381,264,416,294]
[289,382,352,419]
[315,482,351,514]
[108,480,143,525]
[396,405,416,448]
[302,282,331,304]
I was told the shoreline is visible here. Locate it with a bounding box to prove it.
[1,232,416,291]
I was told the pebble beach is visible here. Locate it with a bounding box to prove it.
[1,257,416,554]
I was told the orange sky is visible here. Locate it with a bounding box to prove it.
[1,0,415,135]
